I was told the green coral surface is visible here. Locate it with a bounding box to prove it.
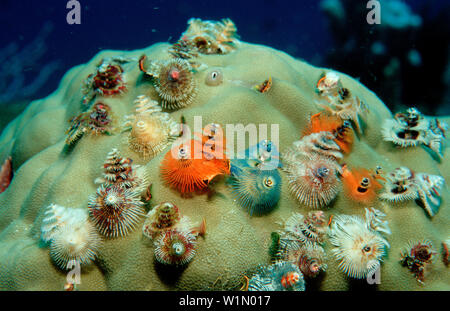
[0,39,448,291]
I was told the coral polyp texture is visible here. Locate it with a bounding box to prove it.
[0,18,449,291]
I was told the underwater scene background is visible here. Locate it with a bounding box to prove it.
[0,0,449,291]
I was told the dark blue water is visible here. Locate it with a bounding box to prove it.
[0,0,329,63]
